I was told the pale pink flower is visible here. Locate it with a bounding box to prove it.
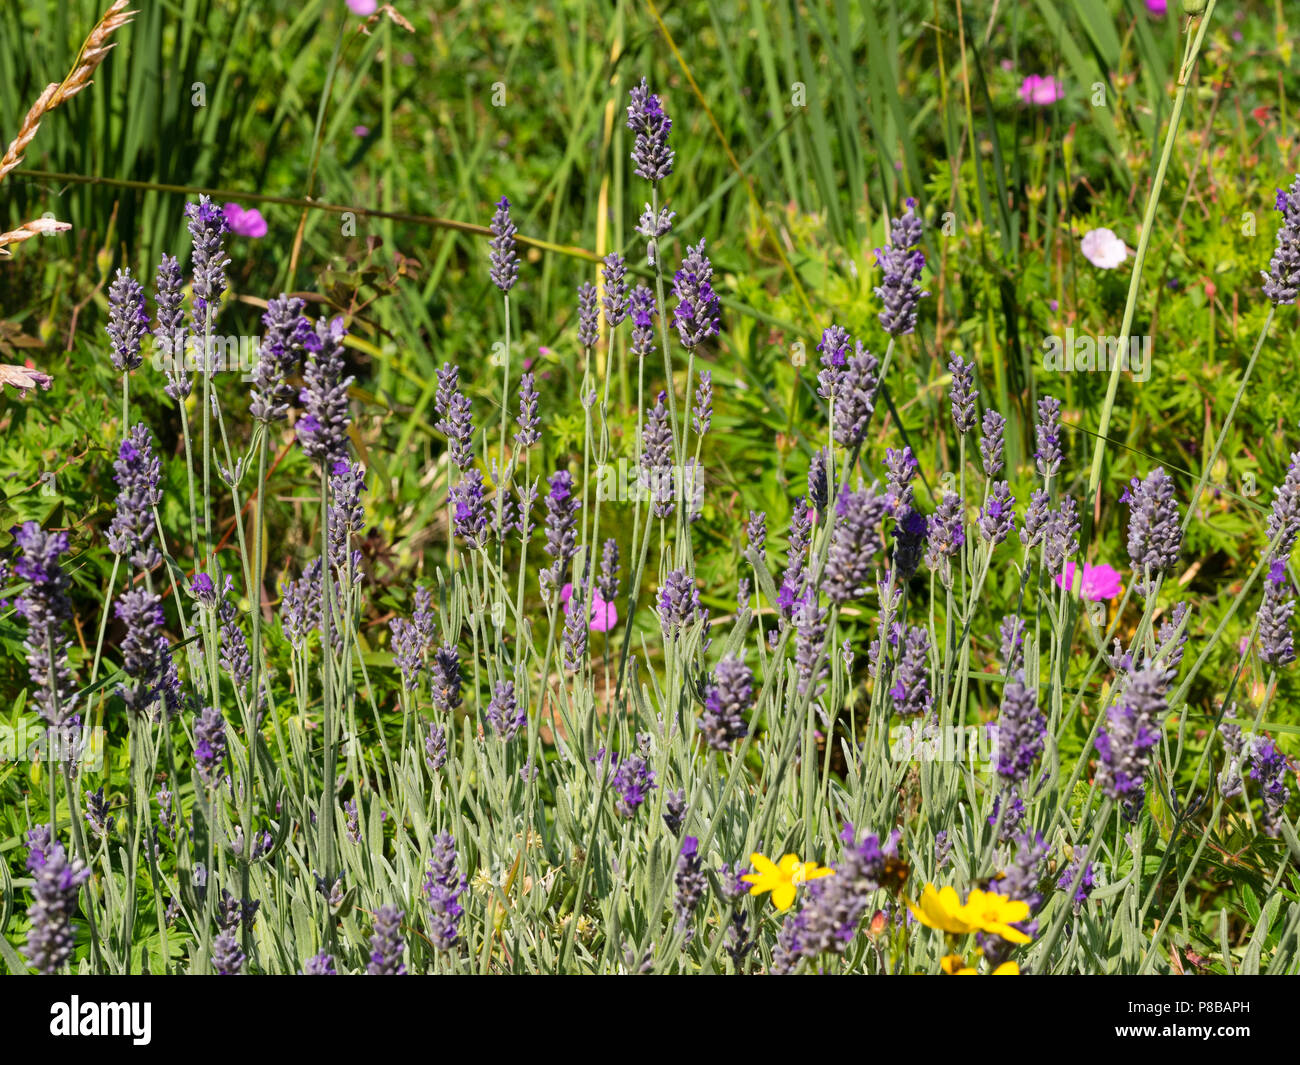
[560,583,619,633]
[223,203,267,238]
[1081,227,1128,269]
[353,125,370,138]
[1018,74,1063,106]
[1055,562,1123,601]
[347,0,378,14]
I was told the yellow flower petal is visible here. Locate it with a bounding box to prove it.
[992,961,1020,975]
[749,853,777,876]
[772,882,798,911]
[777,854,803,876]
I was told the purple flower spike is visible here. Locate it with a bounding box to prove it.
[672,241,721,349]
[423,832,466,952]
[22,836,89,974]
[1121,467,1182,595]
[1263,173,1300,305]
[700,654,753,750]
[626,78,675,182]
[106,267,149,372]
[13,522,75,727]
[296,316,353,465]
[874,198,928,336]
[366,905,407,975]
[489,196,519,293]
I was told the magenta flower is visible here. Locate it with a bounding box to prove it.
[1145,0,1167,14]
[347,0,378,14]
[560,582,619,633]
[1018,75,1063,106]
[223,203,267,239]
[1055,562,1123,602]
[353,125,370,138]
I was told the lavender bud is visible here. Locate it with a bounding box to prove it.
[641,391,675,519]
[435,363,475,470]
[23,837,89,974]
[630,285,657,359]
[890,626,933,718]
[693,369,713,437]
[994,676,1045,784]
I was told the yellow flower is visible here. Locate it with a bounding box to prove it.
[940,954,973,975]
[958,889,1032,944]
[940,955,1020,975]
[741,852,834,911]
[908,883,1032,944]
[908,884,978,934]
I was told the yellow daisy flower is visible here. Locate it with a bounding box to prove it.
[939,954,1021,975]
[957,889,1032,944]
[741,852,834,911]
[908,883,978,934]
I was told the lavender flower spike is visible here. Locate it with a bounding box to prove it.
[107,423,164,570]
[980,409,1006,477]
[367,905,407,975]
[541,470,580,593]
[514,372,540,450]
[486,680,525,739]
[1265,451,1300,558]
[107,267,149,372]
[1094,665,1167,810]
[602,253,630,327]
[626,78,675,182]
[489,196,519,293]
[250,294,310,422]
[424,832,467,952]
[1263,174,1300,305]
[14,522,75,727]
[874,198,928,336]
[185,195,231,331]
[1121,467,1182,595]
[700,655,753,750]
[576,281,600,348]
[1257,559,1296,668]
[825,487,888,603]
[23,836,89,974]
[155,254,189,399]
[1034,396,1062,478]
[296,316,354,466]
[947,353,976,433]
[672,241,721,349]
